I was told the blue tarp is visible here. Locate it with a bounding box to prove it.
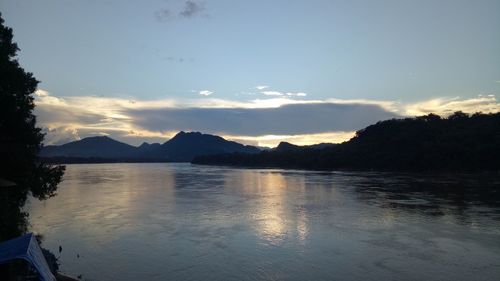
[0,233,56,281]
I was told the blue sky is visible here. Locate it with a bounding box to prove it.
[1,0,499,146]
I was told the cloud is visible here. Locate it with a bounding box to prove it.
[156,1,206,22]
[399,95,500,116]
[199,90,213,96]
[35,89,50,97]
[255,85,269,90]
[225,131,356,147]
[166,56,186,63]
[286,92,307,97]
[261,91,283,96]
[260,90,307,97]
[180,1,204,18]
[127,102,396,136]
[155,9,173,22]
[34,90,178,145]
[42,127,81,146]
[34,89,500,146]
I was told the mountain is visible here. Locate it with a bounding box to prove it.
[40,136,138,158]
[274,141,336,152]
[153,131,261,162]
[40,132,261,163]
[274,142,300,152]
[192,112,500,172]
[137,142,161,153]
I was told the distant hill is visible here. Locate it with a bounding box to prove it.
[274,141,336,152]
[137,142,161,151]
[40,132,261,163]
[192,112,500,172]
[153,131,260,162]
[40,136,138,158]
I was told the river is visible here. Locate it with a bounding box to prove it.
[26,163,500,281]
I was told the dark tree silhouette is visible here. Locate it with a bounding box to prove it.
[0,13,65,241]
[193,112,500,172]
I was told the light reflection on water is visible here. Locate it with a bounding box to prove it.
[26,163,500,281]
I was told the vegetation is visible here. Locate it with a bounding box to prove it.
[192,112,500,172]
[0,13,64,241]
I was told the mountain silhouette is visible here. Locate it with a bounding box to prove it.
[153,131,260,162]
[274,141,336,152]
[40,132,260,163]
[137,142,162,153]
[40,136,138,158]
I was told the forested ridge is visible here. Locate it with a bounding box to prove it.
[192,112,500,172]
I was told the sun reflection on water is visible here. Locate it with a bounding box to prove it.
[227,170,310,245]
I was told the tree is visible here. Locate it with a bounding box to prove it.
[0,13,65,241]
[193,112,500,172]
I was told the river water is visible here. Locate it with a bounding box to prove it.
[26,163,500,281]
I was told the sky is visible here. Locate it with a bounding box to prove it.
[1,0,499,147]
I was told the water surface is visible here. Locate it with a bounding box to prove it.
[27,163,500,281]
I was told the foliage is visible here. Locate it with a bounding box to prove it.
[0,13,65,241]
[192,112,500,172]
